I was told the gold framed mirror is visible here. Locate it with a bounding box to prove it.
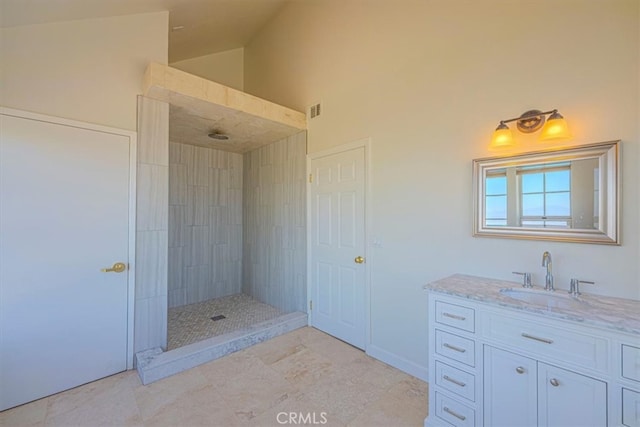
[472,141,620,245]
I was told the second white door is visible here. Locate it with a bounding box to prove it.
[309,146,366,349]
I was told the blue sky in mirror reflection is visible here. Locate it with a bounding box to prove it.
[485,167,571,226]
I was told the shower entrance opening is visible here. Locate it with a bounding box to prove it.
[167,294,284,350]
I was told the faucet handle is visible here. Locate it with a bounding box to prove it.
[569,278,595,296]
[512,272,533,288]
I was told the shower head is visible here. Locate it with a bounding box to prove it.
[208,131,229,141]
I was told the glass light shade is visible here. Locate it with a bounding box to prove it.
[540,114,571,141]
[489,126,515,149]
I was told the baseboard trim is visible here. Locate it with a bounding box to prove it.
[366,344,428,381]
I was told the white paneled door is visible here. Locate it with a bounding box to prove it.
[309,146,366,349]
[0,112,132,411]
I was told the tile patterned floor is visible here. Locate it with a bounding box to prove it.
[0,327,428,427]
[167,294,285,350]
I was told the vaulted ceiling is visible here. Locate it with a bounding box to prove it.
[0,0,289,62]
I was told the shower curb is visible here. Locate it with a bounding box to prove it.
[135,311,308,385]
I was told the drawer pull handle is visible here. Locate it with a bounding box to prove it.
[443,343,467,353]
[550,378,560,387]
[442,312,466,321]
[443,406,466,421]
[516,366,525,374]
[521,333,553,344]
[443,375,466,387]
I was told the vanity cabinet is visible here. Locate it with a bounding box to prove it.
[484,346,607,426]
[483,346,537,427]
[426,285,640,427]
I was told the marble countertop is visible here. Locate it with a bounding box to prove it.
[424,274,640,336]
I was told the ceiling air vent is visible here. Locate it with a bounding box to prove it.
[309,103,321,119]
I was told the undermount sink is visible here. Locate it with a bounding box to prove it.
[500,288,588,311]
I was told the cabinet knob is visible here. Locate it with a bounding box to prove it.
[516,366,525,374]
[550,378,560,387]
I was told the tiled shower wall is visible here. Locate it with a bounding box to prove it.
[243,131,307,313]
[135,96,169,353]
[168,142,243,308]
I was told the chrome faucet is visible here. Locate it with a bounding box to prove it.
[541,251,554,291]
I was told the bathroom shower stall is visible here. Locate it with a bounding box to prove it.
[134,64,309,372]
[166,133,307,350]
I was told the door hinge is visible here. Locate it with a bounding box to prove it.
[309,300,313,311]
[309,173,313,183]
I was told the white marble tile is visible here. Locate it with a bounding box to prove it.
[229,225,243,261]
[167,142,243,309]
[167,205,184,248]
[137,96,169,166]
[134,295,168,353]
[136,164,168,231]
[229,189,243,225]
[185,185,208,226]
[184,265,209,305]
[209,168,229,206]
[167,246,184,292]
[242,133,307,313]
[135,230,168,300]
[168,163,187,206]
[229,152,243,190]
[179,143,194,167]
[186,146,209,186]
[210,149,229,169]
[187,225,210,266]
[168,288,187,309]
[209,206,229,244]
[211,244,229,282]
[168,142,182,164]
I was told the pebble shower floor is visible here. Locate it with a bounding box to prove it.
[167,294,285,350]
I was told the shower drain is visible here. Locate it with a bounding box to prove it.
[210,315,226,321]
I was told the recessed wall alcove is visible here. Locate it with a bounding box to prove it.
[133,64,308,382]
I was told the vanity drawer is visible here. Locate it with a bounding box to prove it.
[435,391,475,427]
[435,301,475,333]
[623,388,640,427]
[481,311,609,372]
[623,345,640,383]
[435,361,475,401]
[435,329,475,367]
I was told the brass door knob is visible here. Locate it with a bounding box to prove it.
[354,256,365,264]
[101,262,127,273]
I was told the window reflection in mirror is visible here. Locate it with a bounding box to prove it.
[484,159,599,230]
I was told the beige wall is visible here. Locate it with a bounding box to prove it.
[245,0,639,378]
[171,48,244,91]
[0,12,168,131]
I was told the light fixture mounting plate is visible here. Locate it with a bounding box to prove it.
[516,109,545,133]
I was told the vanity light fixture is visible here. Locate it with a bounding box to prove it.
[489,109,571,149]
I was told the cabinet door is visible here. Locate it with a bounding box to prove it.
[484,346,537,427]
[538,362,607,427]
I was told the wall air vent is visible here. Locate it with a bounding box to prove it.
[309,103,321,119]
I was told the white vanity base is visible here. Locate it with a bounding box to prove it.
[424,274,640,427]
